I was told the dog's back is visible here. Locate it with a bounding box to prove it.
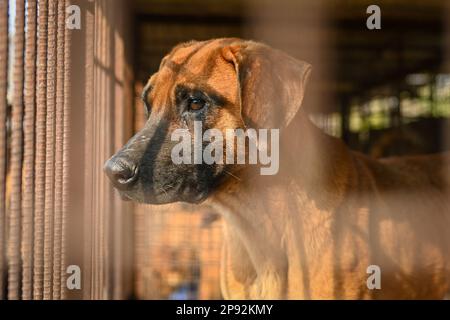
[378,151,450,190]
[345,151,450,298]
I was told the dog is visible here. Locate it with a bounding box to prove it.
[104,38,450,299]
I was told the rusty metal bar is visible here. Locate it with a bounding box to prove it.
[43,0,57,300]
[52,0,66,300]
[93,3,100,298]
[0,0,134,300]
[101,0,111,299]
[90,1,99,299]
[8,0,25,300]
[0,0,8,301]
[33,0,48,300]
[83,1,95,300]
[112,1,128,299]
[21,0,37,300]
[61,0,72,300]
[96,0,105,298]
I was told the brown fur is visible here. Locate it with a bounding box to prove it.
[145,38,450,299]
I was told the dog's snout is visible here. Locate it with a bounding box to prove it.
[104,156,139,190]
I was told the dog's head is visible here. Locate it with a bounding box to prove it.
[104,38,311,204]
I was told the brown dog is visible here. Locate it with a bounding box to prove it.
[105,38,450,299]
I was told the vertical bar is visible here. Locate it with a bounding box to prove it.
[133,82,146,297]
[113,5,124,299]
[340,96,350,143]
[102,0,111,299]
[61,0,72,300]
[94,0,109,299]
[0,0,8,301]
[102,0,112,299]
[83,1,95,300]
[429,76,436,117]
[92,0,100,299]
[64,0,85,300]
[94,3,101,298]
[34,0,48,300]
[98,0,105,298]
[53,0,66,300]
[8,0,25,300]
[43,0,57,300]
[21,0,37,300]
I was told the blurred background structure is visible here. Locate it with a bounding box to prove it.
[0,0,449,299]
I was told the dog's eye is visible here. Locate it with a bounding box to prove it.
[187,98,207,111]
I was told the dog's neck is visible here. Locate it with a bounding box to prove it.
[206,113,354,298]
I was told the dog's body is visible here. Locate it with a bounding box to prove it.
[209,116,450,299]
[105,38,450,299]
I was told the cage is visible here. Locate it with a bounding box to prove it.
[0,0,449,300]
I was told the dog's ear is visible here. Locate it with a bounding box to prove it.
[222,41,311,129]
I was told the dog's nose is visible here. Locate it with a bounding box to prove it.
[104,157,139,190]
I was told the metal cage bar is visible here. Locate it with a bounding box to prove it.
[8,0,25,300]
[0,0,133,301]
[42,0,57,300]
[61,0,72,300]
[21,0,37,300]
[0,0,8,301]
[33,0,48,300]
[52,0,66,300]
